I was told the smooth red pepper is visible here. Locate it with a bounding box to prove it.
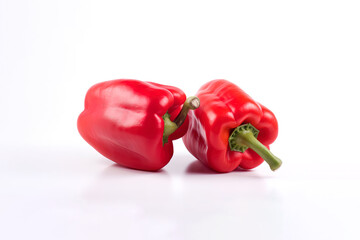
[78,79,199,171]
[183,79,282,173]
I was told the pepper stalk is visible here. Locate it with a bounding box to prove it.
[162,96,200,144]
[229,123,282,171]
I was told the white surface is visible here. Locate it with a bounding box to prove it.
[1,145,360,240]
[1,0,360,239]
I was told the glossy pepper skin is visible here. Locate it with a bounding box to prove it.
[78,79,196,171]
[183,79,281,173]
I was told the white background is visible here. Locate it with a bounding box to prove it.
[1,0,360,239]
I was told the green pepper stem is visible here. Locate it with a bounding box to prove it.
[162,113,178,144]
[174,96,200,127]
[162,96,200,144]
[229,124,282,171]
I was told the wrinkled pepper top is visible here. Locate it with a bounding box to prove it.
[183,79,279,172]
[78,79,188,171]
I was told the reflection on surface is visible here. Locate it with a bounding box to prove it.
[185,160,217,174]
[0,148,352,240]
[81,156,284,239]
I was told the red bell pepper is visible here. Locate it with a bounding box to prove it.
[182,79,282,173]
[78,79,199,171]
